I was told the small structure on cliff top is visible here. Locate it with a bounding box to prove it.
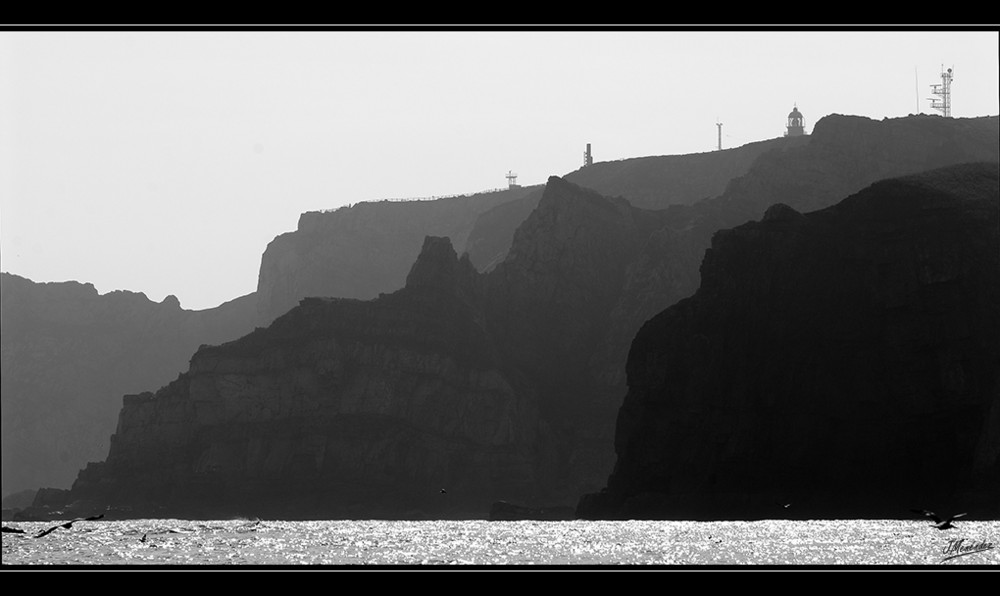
[583,143,593,167]
[785,105,805,137]
[506,170,520,189]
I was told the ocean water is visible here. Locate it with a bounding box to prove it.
[2,519,998,567]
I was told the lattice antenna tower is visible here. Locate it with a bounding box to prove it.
[929,65,954,117]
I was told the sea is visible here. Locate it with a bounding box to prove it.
[2,518,998,569]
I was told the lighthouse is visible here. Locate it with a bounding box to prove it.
[785,105,805,137]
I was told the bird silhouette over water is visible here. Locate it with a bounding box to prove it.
[34,514,104,538]
[911,509,967,530]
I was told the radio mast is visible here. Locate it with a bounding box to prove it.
[929,66,954,117]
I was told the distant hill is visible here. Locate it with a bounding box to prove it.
[0,273,257,498]
[579,162,1000,520]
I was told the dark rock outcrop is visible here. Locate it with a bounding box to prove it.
[579,162,1000,520]
[0,274,257,498]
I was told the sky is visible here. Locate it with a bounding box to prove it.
[1,28,998,311]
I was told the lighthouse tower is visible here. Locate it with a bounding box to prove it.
[785,105,805,137]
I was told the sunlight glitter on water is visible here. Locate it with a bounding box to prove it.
[3,519,998,567]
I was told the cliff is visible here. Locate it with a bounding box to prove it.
[60,178,685,518]
[256,136,800,321]
[256,114,998,327]
[483,114,1000,502]
[0,273,257,498]
[579,162,1000,520]
[54,113,1000,519]
[587,114,1000,391]
[481,178,675,495]
[255,186,536,326]
[464,136,802,271]
[69,237,556,519]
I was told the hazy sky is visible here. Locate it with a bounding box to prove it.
[2,28,998,310]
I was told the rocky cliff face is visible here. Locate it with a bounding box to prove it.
[255,187,536,326]
[62,178,687,518]
[54,113,1000,519]
[579,162,1000,520]
[70,237,556,519]
[463,189,544,272]
[585,114,1000,402]
[481,115,1000,503]
[0,274,257,498]
[482,179,674,494]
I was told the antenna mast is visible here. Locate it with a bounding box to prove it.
[716,121,723,151]
[929,65,954,117]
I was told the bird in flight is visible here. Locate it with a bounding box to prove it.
[911,509,967,530]
[34,514,105,538]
